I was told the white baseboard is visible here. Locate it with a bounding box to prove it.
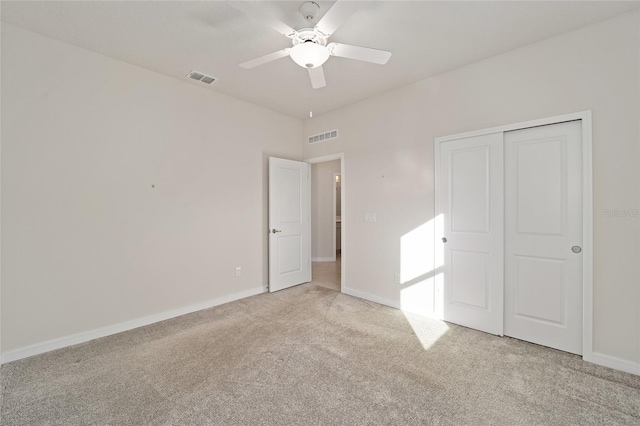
[1,286,266,364]
[312,257,335,262]
[342,286,400,309]
[589,352,640,376]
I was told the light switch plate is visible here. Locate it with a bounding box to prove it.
[364,212,377,223]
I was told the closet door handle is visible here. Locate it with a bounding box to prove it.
[442,237,447,243]
[271,229,282,234]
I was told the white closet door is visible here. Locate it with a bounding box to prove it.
[439,133,504,335]
[504,121,583,354]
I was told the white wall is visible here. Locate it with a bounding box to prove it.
[0,24,303,355]
[311,160,340,260]
[303,11,640,367]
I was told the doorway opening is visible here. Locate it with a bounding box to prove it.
[307,153,345,292]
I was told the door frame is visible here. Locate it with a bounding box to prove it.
[333,172,341,259]
[305,153,346,292]
[435,110,593,361]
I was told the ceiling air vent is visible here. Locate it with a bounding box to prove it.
[187,70,216,85]
[308,129,338,144]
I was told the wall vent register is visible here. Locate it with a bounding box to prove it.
[308,129,338,144]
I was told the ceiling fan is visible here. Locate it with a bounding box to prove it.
[229,0,392,89]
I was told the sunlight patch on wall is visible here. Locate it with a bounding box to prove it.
[400,275,434,317]
[400,219,435,283]
[400,215,444,317]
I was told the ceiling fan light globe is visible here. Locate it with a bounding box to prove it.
[290,42,329,69]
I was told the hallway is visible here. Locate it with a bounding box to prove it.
[311,256,341,291]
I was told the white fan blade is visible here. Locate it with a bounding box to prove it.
[229,1,296,38]
[240,48,291,69]
[309,66,326,89]
[328,42,391,65]
[315,0,358,37]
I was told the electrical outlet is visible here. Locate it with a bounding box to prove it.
[235,267,242,277]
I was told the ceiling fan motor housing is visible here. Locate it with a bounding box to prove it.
[292,28,327,46]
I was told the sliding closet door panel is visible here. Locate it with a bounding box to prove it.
[504,121,583,355]
[439,133,504,335]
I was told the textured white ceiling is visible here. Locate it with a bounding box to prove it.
[2,1,638,119]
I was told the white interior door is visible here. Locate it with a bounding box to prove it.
[439,133,504,335]
[504,121,583,354]
[268,157,311,292]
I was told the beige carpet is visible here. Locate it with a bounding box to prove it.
[1,277,639,425]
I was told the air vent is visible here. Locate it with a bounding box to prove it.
[308,129,338,144]
[187,70,217,85]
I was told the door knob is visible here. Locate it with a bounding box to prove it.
[571,246,582,253]
[442,237,447,243]
[271,229,282,234]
